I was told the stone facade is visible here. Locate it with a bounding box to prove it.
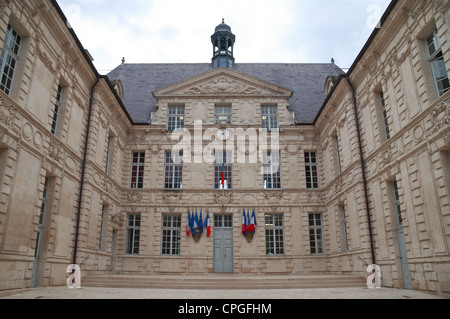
[0,0,131,289]
[0,0,449,295]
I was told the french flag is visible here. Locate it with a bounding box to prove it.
[194,210,199,230]
[248,210,257,233]
[187,210,191,236]
[205,212,211,237]
[221,151,225,189]
[242,210,247,236]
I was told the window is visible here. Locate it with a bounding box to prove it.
[105,134,115,174]
[215,104,232,124]
[214,214,233,228]
[0,148,8,188]
[393,181,402,226]
[263,151,281,189]
[165,151,183,189]
[167,106,185,131]
[161,215,181,256]
[51,85,63,135]
[130,152,145,189]
[305,152,319,189]
[126,214,140,255]
[309,213,324,255]
[427,28,450,98]
[38,177,50,228]
[341,206,349,252]
[335,135,342,174]
[379,90,391,140]
[215,150,232,189]
[265,214,284,255]
[35,177,50,260]
[441,150,450,198]
[0,24,21,95]
[99,205,107,251]
[261,105,279,131]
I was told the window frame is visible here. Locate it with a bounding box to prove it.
[309,213,324,255]
[105,134,115,174]
[0,24,22,95]
[334,135,342,174]
[130,152,145,189]
[164,151,183,189]
[51,85,63,135]
[393,181,403,226]
[161,214,182,256]
[214,214,233,228]
[265,214,285,256]
[263,151,281,189]
[427,28,450,98]
[261,105,279,131]
[167,105,185,131]
[214,104,232,125]
[341,206,349,252]
[305,152,319,189]
[99,204,107,251]
[379,90,391,140]
[214,150,233,189]
[126,214,141,255]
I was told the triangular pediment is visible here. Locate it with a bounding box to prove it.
[153,67,293,98]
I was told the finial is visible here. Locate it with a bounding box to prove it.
[122,57,125,64]
[331,58,335,65]
[222,18,225,24]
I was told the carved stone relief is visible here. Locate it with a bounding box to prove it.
[184,76,263,95]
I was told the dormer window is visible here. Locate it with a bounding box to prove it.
[324,76,337,96]
[167,105,185,131]
[111,79,124,99]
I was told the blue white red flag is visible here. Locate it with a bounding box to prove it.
[194,211,199,230]
[242,210,247,236]
[187,210,191,236]
[248,210,256,233]
[221,151,225,189]
[199,210,203,233]
[205,212,211,237]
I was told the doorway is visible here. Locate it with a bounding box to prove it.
[31,176,51,288]
[110,230,117,272]
[393,181,412,290]
[213,215,234,273]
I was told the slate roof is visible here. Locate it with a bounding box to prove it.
[107,63,345,125]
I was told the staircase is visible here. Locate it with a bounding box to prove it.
[82,274,366,290]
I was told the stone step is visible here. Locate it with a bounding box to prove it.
[82,274,366,290]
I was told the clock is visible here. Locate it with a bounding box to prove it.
[217,129,230,141]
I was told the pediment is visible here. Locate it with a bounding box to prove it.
[153,67,293,98]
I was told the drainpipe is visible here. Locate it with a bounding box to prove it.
[72,76,100,266]
[346,74,376,265]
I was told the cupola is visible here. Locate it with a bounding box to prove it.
[211,19,236,69]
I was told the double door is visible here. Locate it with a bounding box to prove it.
[213,215,234,273]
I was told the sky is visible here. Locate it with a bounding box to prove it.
[56,0,392,74]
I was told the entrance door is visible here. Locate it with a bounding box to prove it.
[213,215,233,273]
[393,181,412,290]
[396,225,412,289]
[31,177,50,288]
[110,230,117,272]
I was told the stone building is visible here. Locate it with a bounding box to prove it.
[0,0,449,295]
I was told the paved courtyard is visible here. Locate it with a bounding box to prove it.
[0,286,447,299]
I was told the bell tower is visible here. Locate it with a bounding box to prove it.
[211,19,236,69]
